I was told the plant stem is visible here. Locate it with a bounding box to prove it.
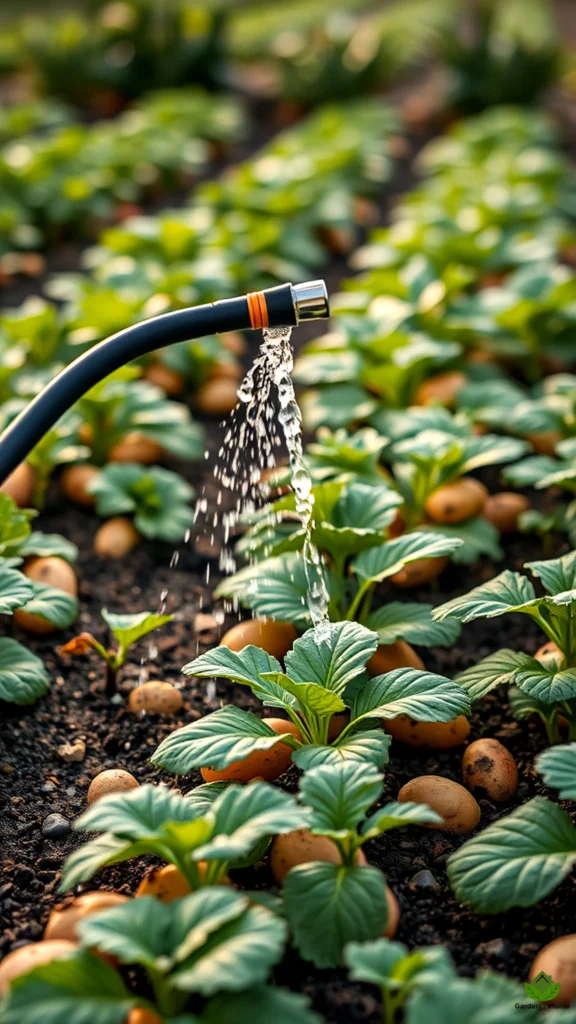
[104,661,117,697]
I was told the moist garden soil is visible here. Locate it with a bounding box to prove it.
[2,114,576,1024]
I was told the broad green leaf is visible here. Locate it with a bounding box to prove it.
[101,610,173,650]
[292,731,391,771]
[21,582,78,628]
[202,986,322,1024]
[0,494,34,556]
[299,761,383,835]
[173,904,287,995]
[0,561,34,614]
[460,433,529,472]
[516,661,576,704]
[503,454,561,487]
[283,862,388,968]
[508,685,556,725]
[423,518,502,566]
[261,673,346,717]
[447,797,576,912]
[537,744,576,800]
[0,637,50,704]
[193,782,311,862]
[345,938,455,990]
[365,602,461,647]
[74,783,203,839]
[0,947,137,1024]
[314,483,401,560]
[182,645,295,711]
[215,554,340,627]
[406,970,537,1024]
[455,649,536,701]
[433,571,537,622]
[353,532,462,585]
[300,382,377,432]
[19,532,78,563]
[151,706,297,775]
[61,834,141,891]
[349,667,470,724]
[527,551,576,596]
[284,621,378,694]
[362,800,442,838]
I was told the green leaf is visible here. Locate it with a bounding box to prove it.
[292,731,391,771]
[182,645,295,711]
[215,554,340,627]
[423,518,502,566]
[90,464,195,543]
[455,649,537,701]
[447,797,576,913]
[0,561,34,614]
[503,455,561,487]
[406,970,535,1024]
[299,762,383,836]
[364,603,461,647]
[19,532,78,563]
[345,938,454,990]
[74,783,202,840]
[300,383,377,432]
[527,551,576,596]
[0,947,137,1024]
[101,610,173,651]
[516,661,576,704]
[362,800,442,839]
[349,667,470,724]
[202,987,322,1024]
[260,673,346,717]
[352,532,462,585]
[433,570,537,622]
[21,582,78,628]
[61,834,141,891]
[151,706,298,775]
[283,862,388,968]
[0,637,50,704]
[536,743,576,799]
[284,621,378,695]
[193,782,311,863]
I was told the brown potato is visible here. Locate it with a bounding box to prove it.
[387,509,405,538]
[145,363,185,397]
[385,714,470,749]
[527,430,562,456]
[414,371,467,408]
[23,557,77,597]
[390,556,449,588]
[425,478,488,525]
[87,769,139,805]
[220,620,298,660]
[327,712,349,742]
[530,935,576,1005]
[200,718,300,784]
[0,462,36,507]
[13,607,59,635]
[271,829,367,884]
[194,379,239,417]
[398,775,480,834]
[221,331,247,357]
[128,681,183,716]
[94,518,140,558]
[0,940,76,996]
[136,864,191,902]
[535,640,562,666]
[44,892,129,942]
[127,1010,163,1024]
[367,641,424,675]
[384,886,400,939]
[61,464,99,506]
[108,433,162,464]
[462,738,518,802]
[483,492,529,534]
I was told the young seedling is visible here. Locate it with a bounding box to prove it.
[345,937,548,1024]
[88,463,195,543]
[433,550,576,743]
[447,742,576,915]
[504,436,576,546]
[59,609,174,697]
[151,621,470,775]
[0,892,320,1023]
[217,477,463,643]
[282,761,441,968]
[60,779,311,893]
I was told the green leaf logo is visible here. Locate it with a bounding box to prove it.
[524,970,561,1002]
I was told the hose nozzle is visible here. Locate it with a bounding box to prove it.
[292,280,330,321]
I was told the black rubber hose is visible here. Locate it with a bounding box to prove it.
[0,284,301,484]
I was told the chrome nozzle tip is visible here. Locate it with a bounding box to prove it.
[292,280,330,321]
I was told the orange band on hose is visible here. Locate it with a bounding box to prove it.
[247,291,268,329]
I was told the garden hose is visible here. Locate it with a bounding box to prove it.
[0,280,329,485]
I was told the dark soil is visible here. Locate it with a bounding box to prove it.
[1,108,576,1024]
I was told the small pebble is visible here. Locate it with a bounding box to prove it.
[42,814,69,839]
[57,740,86,763]
[408,869,441,893]
[475,938,510,959]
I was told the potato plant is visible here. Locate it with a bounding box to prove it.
[433,551,576,743]
[218,478,462,645]
[151,622,469,775]
[59,609,174,696]
[447,741,576,915]
[88,463,195,543]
